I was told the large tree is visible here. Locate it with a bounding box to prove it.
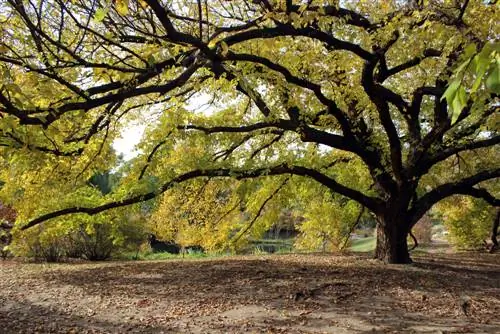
[0,0,498,263]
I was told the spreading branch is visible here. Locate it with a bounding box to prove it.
[22,164,383,230]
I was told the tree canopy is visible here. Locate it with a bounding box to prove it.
[0,0,498,263]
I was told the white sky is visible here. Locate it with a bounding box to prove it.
[112,93,213,160]
[112,124,145,160]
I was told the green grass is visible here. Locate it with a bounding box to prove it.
[119,250,210,261]
[349,236,376,252]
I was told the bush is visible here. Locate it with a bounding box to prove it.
[69,224,115,261]
[10,210,148,262]
[11,225,68,262]
[10,221,114,262]
[435,196,495,249]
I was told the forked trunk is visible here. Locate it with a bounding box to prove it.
[374,218,412,264]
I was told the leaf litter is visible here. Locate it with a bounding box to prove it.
[0,251,499,333]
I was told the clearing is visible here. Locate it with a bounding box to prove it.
[1,251,499,333]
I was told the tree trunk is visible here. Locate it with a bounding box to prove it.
[489,208,500,253]
[374,218,412,264]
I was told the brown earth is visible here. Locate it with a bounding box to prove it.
[0,250,499,333]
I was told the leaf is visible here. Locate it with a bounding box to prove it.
[207,40,217,49]
[485,61,500,94]
[115,0,129,16]
[290,12,300,25]
[454,58,471,75]
[220,41,229,57]
[441,79,460,103]
[451,86,467,124]
[147,54,156,66]
[471,54,490,93]
[462,43,477,60]
[94,8,108,22]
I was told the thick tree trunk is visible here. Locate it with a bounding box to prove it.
[489,208,499,253]
[374,218,412,264]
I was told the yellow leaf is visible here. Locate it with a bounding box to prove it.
[220,41,229,57]
[116,0,129,16]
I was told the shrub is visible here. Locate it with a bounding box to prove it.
[10,209,148,261]
[10,225,68,262]
[69,223,115,261]
[435,196,495,249]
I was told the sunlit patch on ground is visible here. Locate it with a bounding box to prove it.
[1,251,499,333]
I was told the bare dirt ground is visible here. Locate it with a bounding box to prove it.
[1,250,499,333]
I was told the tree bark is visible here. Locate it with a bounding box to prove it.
[489,208,500,253]
[374,217,412,264]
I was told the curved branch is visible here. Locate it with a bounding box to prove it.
[138,136,171,180]
[21,164,383,230]
[362,60,404,183]
[182,120,357,154]
[11,64,200,126]
[458,187,500,207]
[418,135,500,177]
[376,49,442,82]
[410,168,500,225]
[225,52,334,107]
[408,230,419,251]
[223,26,373,60]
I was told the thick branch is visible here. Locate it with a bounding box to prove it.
[21,164,383,230]
[417,135,500,177]
[182,120,357,154]
[410,168,500,225]
[223,26,373,60]
[376,49,442,82]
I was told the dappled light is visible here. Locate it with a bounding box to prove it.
[1,252,499,333]
[0,0,498,331]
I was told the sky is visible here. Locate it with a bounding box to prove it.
[112,92,213,160]
[112,124,145,160]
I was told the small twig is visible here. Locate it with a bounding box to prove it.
[408,229,419,251]
[138,131,172,180]
[197,0,203,40]
[340,205,365,251]
[232,177,289,243]
[456,0,470,23]
[214,198,243,226]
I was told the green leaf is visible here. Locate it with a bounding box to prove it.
[451,86,467,124]
[485,61,500,94]
[454,58,471,74]
[462,43,477,60]
[147,54,156,66]
[471,53,491,93]
[94,8,108,22]
[441,79,460,103]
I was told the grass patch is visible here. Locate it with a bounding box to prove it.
[119,251,210,261]
[350,236,376,252]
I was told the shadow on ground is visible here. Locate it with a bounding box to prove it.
[1,252,499,333]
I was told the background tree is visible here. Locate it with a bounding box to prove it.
[149,178,243,251]
[435,196,498,250]
[0,0,498,263]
